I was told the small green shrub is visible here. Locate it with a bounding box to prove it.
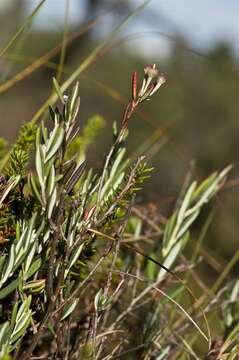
[0,66,237,360]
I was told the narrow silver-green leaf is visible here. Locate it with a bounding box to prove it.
[0,245,15,287]
[23,243,36,278]
[177,181,197,226]
[47,186,57,219]
[46,165,55,197]
[35,144,45,192]
[28,174,43,205]
[0,322,9,347]
[45,126,64,162]
[11,312,32,344]
[0,176,21,206]
[66,243,84,277]
[53,77,65,104]
[25,257,42,280]
[176,209,200,240]
[158,233,189,282]
[60,299,78,321]
[0,278,21,300]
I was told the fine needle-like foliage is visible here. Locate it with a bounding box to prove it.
[0,66,237,360]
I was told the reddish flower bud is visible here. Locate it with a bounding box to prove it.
[131,71,137,101]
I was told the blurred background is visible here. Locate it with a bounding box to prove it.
[0,0,239,267]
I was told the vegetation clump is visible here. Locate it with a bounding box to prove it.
[0,66,238,360]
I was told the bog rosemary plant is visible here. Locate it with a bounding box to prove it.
[0,66,236,360]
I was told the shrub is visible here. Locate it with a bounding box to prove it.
[0,66,238,359]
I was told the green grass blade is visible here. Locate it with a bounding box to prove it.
[55,0,69,83]
[0,0,46,59]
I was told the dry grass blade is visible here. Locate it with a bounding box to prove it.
[30,0,153,124]
[0,0,46,59]
[112,270,209,342]
[87,227,211,345]
[0,15,104,94]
